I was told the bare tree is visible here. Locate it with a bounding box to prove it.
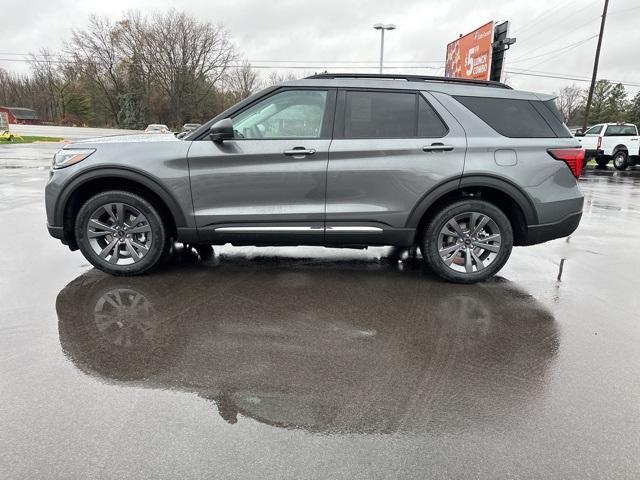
[118,9,236,125]
[555,84,584,124]
[67,15,127,125]
[224,61,260,104]
[265,71,299,87]
[28,49,73,122]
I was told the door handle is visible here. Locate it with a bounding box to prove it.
[283,147,316,156]
[423,143,454,152]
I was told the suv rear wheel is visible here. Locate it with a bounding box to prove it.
[421,199,513,283]
[75,190,167,276]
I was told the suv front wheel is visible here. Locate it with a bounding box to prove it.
[75,190,167,276]
[421,199,514,283]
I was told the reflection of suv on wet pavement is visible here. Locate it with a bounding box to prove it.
[45,73,585,283]
[575,122,639,170]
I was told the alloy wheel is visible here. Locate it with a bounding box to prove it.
[86,202,153,265]
[438,211,502,274]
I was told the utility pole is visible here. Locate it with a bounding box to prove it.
[582,0,609,131]
[373,24,396,74]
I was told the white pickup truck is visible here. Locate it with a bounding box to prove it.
[575,123,640,170]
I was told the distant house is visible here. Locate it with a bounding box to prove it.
[0,106,40,125]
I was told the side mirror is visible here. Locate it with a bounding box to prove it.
[209,118,234,143]
[574,129,585,137]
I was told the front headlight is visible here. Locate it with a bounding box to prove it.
[52,148,96,169]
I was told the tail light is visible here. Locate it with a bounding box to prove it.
[596,135,602,150]
[548,148,585,179]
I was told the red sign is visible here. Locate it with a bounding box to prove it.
[445,22,494,80]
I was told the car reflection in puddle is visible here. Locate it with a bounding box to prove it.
[56,248,559,435]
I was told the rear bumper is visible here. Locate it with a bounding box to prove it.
[522,211,582,245]
[585,149,605,159]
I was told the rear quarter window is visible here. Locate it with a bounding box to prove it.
[454,96,570,138]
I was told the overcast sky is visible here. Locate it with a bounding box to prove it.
[2,0,639,96]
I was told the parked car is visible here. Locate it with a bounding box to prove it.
[575,122,639,170]
[176,123,202,139]
[45,73,584,283]
[144,124,171,134]
[181,123,201,133]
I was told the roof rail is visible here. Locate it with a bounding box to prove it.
[305,73,512,89]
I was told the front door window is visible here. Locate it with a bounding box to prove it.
[233,90,328,139]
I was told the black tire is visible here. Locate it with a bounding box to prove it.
[595,157,609,168]
[612,151,628,171]
[75,190,167,276]
[421,199,514,284]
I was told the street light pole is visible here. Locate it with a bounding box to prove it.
[373,23,396,74]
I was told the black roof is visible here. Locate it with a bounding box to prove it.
[1,106,39,120]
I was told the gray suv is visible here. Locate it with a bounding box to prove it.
[45,73,584,283]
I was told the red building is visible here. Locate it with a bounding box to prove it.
[0,106,40,125]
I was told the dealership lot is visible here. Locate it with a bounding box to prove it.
[1,145,639,479]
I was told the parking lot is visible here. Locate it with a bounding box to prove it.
[1,143,639,479]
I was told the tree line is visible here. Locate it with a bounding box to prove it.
[0,10,280,129]
[555,80,640,128]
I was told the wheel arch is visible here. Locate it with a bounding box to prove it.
[406,175,537,246]
[57,168,186,248]
[613,144,628,154]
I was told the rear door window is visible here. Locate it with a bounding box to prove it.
[454,96,569,138]
[342,90,448,138]
[344,91,415,138]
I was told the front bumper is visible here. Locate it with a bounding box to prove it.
[47,223,65,240]
[522,211,582,245]
[47,223,77,249]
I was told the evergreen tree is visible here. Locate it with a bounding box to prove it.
[625,92,640,126]
[587,79,612,125]
[64,89,93,125]
[606,83,627,122]
[117,93,146,129]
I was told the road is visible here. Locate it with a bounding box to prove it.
[0,147,639,479]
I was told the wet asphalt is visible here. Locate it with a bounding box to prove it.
[1,144,639,479]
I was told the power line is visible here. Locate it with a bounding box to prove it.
[510,0,578,37]
[516,37,597,73]
[507,15,600,64]
[514,0,601,42]
[507,34,597,65]
[607,5,640,15]
[505,68,640,88]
